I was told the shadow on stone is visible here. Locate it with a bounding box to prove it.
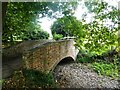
[57,57,74,65]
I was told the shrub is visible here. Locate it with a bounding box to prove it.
[76,51,93,63]
[2,69,57,88]
[77,56,92,63]
[91,62,119,79]
[53,33,63,40]
[22,69,56,88]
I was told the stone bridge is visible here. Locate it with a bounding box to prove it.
[2,39,79,78]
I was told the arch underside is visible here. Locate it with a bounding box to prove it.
[50,56,75,72]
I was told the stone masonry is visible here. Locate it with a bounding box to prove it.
[2,39,79,78]
[22,39,79,73]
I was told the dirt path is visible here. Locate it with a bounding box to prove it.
[53,62,120,88]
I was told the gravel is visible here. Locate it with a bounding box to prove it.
[53,62,120,88]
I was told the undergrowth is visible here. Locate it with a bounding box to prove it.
[76,50,120,79]
[2,69,57,88]
[91,61,119,79]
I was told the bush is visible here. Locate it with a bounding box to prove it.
[91,62,119,79]
[53,33,63,40]
[22,69,56,88]
[77,56,92,63]
[22,30,49,40]
[76,51,93,63]
[2,69,57,88]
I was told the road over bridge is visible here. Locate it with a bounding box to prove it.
[2,39,79,78]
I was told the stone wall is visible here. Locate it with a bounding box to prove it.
[2,39,79,78]
[2,39,53,78]
[22,39,79,73]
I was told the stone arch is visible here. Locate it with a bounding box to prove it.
[58,57,75,65]
[50,56,75,72]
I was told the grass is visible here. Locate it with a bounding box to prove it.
[2,69,57,88]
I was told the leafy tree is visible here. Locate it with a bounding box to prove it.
[2,2,78,45]
[20,24,49,40]
[84,1,119,29]
[51,16,84,38]
[46,2,78,18]
[74,1,119,55]
[75,21,118,55]
[3,2,49,43]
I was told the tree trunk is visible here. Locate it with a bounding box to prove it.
[2,2,8,30]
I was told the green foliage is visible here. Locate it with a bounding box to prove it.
[76,51,94,63]
[3,2,48,43]
[51,16,84,38]
[22,30,49,40]
[91,62,119,79]
[0,79,4,84]
[74,1,118,55]
[83,22,117,55]
[53,33,63,40]
[47,2,78,18]
[2,69,57,88]
[77,48,119,79]
[3,2,78,44]
[21,26,49,40]
[84,1,119,28]
[77,57,92,63]
[22,69,56,88]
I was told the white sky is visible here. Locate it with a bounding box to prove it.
[38,0,119,39]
